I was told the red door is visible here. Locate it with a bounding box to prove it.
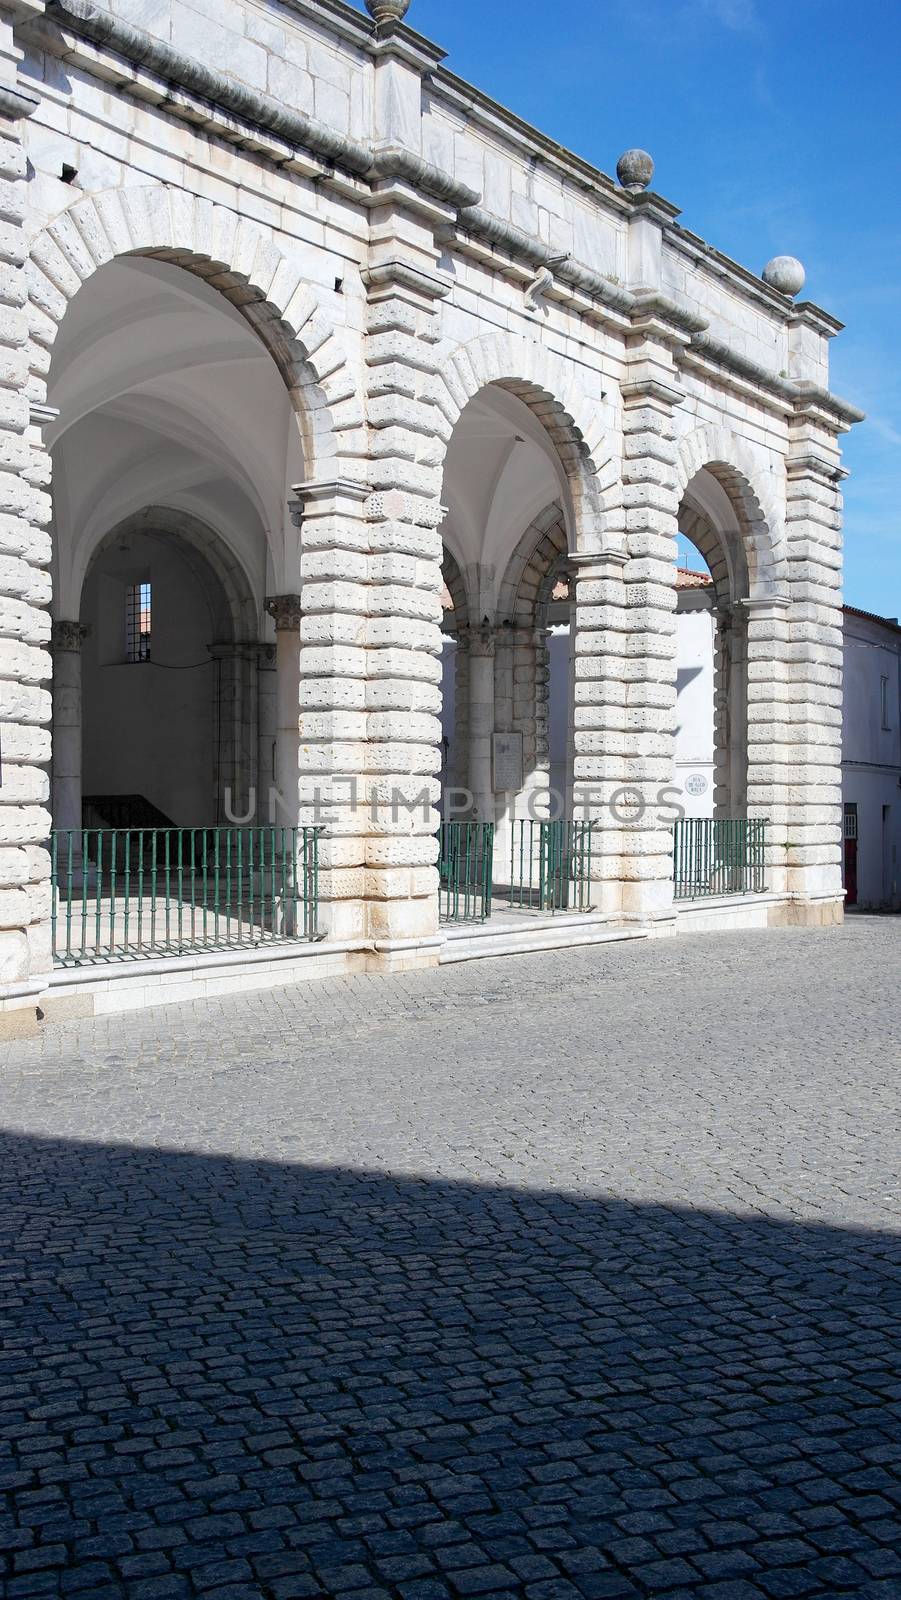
[843,803,858,907]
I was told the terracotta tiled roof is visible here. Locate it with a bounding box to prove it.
[675,567,713,589]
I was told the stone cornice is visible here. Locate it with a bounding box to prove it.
[34,0,862,433]
[363,258,452,303]
[44,0,372,171]
[686,333,864,429]
[0,78,39,119]
[42,1,479,209]
[442,206,636,318]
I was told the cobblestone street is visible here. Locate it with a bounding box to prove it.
[0,919,899,1600]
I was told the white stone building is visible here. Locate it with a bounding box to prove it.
[0,0,865,1024]
[626,576,901,909]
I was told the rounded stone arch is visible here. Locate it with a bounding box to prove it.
[676,425,787,598]
[678,500,734,607]
[25,183,360,480]
[432,330,620,553]
[440,544,470,637]
[497,502,569,627]
[76,507,259,644]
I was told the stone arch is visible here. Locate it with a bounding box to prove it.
[440,545,470,638]
[677,501,734,607]
[431,331,620,553]
[497,502,568,627]
[77,508,258,643]
[26,183,361,480]
[676,425,786,598]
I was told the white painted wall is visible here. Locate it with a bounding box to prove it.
[674,597,716,818]
[842,612,901,909]
[80,530,218,827]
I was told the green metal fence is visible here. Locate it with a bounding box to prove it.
[673,817,768,900]
[438,821,494,922]
[505,819,599,913]
[50,826,322,966]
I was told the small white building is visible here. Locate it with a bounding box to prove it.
[841,606,900,910]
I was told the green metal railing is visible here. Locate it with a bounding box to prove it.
[50,826,322,966]
[438,821,494,922]
[506,819,599,913]
[673,817,768,900]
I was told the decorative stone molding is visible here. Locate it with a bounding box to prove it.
[265,595,303,632]
[365,0,411,22]
[676,423,787,597]
[0,79,39,121]
[430,329,615,544]
[51,620,90,652]
[25,185,359,482]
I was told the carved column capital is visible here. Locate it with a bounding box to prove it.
[52,620,90,652]
[459,621,497,658]
[265,594,303,631]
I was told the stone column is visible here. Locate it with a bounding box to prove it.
[570,550,631,917]
[264,594,303,832]
[616,350,684,923]
[747,418,847,923]
[465,621,496,824]
[745,595,792,900]
[713,604,749,819]
[0,14,51,1005]
[450,630,470,802]
[50,621,88,837]
[361,248,452,955]
[290,483,372,942]
[257,641,277,818]
[209,641,258,825]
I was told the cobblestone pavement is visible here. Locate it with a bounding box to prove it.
[0,919,899,1600]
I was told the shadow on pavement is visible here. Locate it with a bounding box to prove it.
[0,1130,899,1599]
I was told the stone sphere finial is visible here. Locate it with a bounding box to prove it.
[762,255,806,297]
[616,149,654,193]
[365,0,411,23]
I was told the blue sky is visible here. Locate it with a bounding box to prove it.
[359,0,900,617]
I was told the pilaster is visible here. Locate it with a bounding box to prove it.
[570,549,630,918]
[0,17,49,996]
[773,412,847,919]
[290,485,371,942]
[362,248,450,950]
[616,345,684,921]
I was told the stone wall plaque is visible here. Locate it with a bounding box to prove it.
[492,731,523,794]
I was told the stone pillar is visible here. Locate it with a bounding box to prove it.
[713,604,749,819]
[0,10,50,1008]
[264,594,303,832]
[450,630,470,802]
[50,621,88,836]
[745,595,792,899]
[361,246,452,956]
[291,483,371,941]
[748,417,847,924]
[570,550,631,917]
[209,641,258,825]
[617,353,684,923]
[257,641,277,818]
[465,621,496,824]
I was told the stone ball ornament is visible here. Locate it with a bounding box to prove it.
[762,255,806,297]
[616,149,655,193]
[365,0,411,22]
